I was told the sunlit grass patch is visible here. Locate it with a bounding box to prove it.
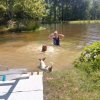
[68,20,100,24]
[44,68,100,100]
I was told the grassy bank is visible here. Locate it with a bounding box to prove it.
[67,20,100,24]
[44,68,100,100]
[0,26,46,33]
[0,20,46,33]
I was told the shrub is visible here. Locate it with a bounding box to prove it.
[74,42,100,74]
[8,20,40,32]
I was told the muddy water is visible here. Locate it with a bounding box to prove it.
[0,23,100,71]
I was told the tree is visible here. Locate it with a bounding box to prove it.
[0,0,47,20]
[45,0,100,22]
[90,0,100,19]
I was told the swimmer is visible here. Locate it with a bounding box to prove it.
[48,30,64,46]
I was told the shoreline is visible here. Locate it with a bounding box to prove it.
[67,20,100,24]
[0,26,46,34]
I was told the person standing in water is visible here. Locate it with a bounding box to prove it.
[49,30,64,46]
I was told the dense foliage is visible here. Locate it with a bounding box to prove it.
[74,42,100,88]
[45,0,100,22]
[0,0,100,31]
[0,0,100,23]
[0,0,47,31]
[0,0,47,21]
[74,42,100,92]
[74,42,100,73]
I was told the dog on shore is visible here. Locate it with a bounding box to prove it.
[39,58,53,72]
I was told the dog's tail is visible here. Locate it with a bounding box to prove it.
[48,66,53,72]
[48,62,53,72]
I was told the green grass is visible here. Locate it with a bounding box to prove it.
[0,25,46,33]
[67,20,100,24]
[44,68,100,100]
[35,26,46,31]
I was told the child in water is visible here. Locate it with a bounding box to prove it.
[49,30,64,46]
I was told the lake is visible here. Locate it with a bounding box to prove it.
[0,23,100,71]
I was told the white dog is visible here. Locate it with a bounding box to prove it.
[39,58,53,72]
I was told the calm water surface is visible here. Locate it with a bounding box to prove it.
[0,23,100,71]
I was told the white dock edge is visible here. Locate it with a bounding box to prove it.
[0,71,43,100]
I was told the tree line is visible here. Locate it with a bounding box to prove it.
[0,0,100,24]
[45,0,100,22]
[0,0,47,25]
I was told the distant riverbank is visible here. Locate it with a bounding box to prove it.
[0,26,46,34]
[0,20,100,34]
[67,20,100,24]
